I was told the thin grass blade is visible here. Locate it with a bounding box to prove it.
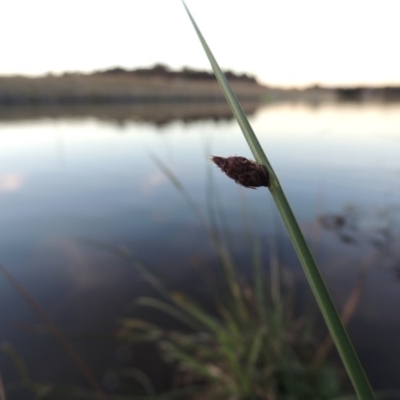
[135,297,208,332]
[149,152,249,323]
[181,2,375,398]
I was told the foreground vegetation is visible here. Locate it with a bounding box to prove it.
[118,249,343,400]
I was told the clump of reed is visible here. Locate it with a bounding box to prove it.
[118,241,342,400]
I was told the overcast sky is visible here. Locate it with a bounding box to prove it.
[2,0,400,87]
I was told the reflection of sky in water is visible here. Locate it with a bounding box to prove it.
[0,103,400,390]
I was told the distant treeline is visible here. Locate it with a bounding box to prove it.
[2,64,400,106]
[92,64,258,84]
[266,84,400,102]
[0,65,266,106]
[335,86,400,101]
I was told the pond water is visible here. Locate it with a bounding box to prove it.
[0,101,400,396]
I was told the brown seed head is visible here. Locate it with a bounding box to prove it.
[211,155,270,189]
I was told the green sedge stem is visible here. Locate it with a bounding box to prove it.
[181,1,375,398]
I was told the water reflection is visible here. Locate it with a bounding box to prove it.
[0,174,25,195]
[0,101,261,126]
[319,204,400,277]
[0,101,400,395]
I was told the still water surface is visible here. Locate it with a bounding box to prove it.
[0,102,400,394]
